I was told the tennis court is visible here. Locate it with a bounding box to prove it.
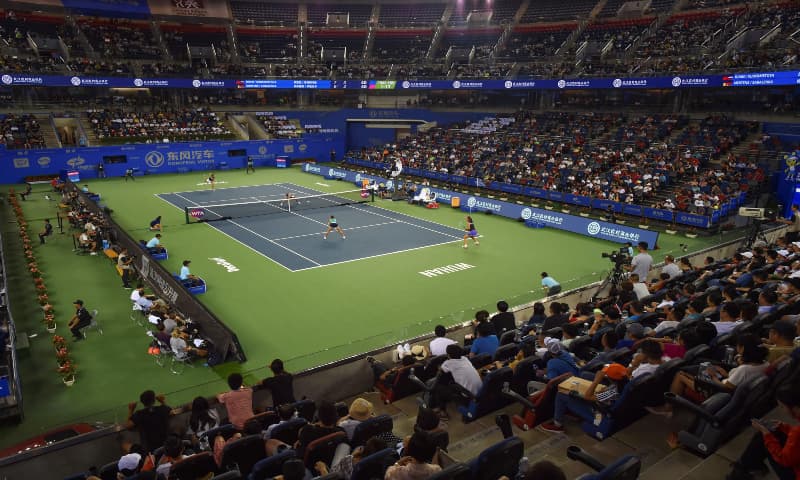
[156,182,466,271]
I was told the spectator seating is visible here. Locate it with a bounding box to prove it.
[349,448,398,480]
[303,431,347,469]
[518,0,598,23]
[468,436,524,479]
[350,414,393,448]
[78,18,161,59]
[237,28,297,62]
[0,113,44,149]
[372,30,432,62]
[230,1,298,25]
[308,29,367,61]
[307,3,373,27]
[160,24,230,60]
[502,24,576,59]
[379,3,446,27]
[249,449,297,480]
[458,366,514,422]
[86,108,232,143]
[219,434,267,476]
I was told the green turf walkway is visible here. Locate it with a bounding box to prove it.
[0,167,742,448]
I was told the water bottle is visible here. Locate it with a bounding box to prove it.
[724,346,736,365]
[518,457,529,477]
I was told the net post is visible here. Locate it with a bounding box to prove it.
[370,188,375,203]
[184,206,190,224]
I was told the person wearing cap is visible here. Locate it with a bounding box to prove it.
[779,204,800,242]
[117,452,143,478]
[540,272,561,296]
[179,260,201,287]
[541,339,579,380]
[616,322,648,349]
[764,320,797,363]
[337,398,374,440]
[146,233,165,254]
[68,299,93,341]
[539,363,629,433]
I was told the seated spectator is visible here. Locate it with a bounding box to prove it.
[337,397,374,440]
[316,437,388,480]
[117,451,144,479]
[527,302,547,326]
[726,385,800,480]
[542,302,568,332]
[216,373,254,430]
[539,363,629,433]
[764,321,797,363]
[384,431,442,479]
[616,323,648,349]
[470,322,499,358]
[125,390,175,453]
[654,304,686,334]
[431,344,482,418]
[186,396,220,451]
[214,419,263,467]
[38,219,52,244]
[170,329,207,360]
[541,339,579,380]
[259,358,296,408]
[491,301,517,337]
[429,325,456,356]
[627,340,664,378]
[295,401,344,458]
[662,255,681,279]
[758,290,778,315]
[78,231,97,253]
[713,302,743,335]
[265,404,296,439]
[560,323,580,349]
[142,434,185,477]
[630,273,650,300]
[146,233,164,254]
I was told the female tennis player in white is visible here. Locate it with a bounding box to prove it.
[323,215,346,239]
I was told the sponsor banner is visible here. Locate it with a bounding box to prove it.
[4,71,799,90]
[623,204,643,216]
[62,0,151,16]
[592,199,623,212]
[643,207,674,222]
[675,212,711,228]
[147,0,231,18]
[0,138,339,183]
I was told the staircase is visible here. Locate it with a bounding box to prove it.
[77,115,99,146]
[65,16,95,59]
[35,114,61,148]
[150,21,172,61]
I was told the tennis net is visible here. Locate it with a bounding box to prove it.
[184,189,374,223]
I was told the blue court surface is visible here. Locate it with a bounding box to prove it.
[157,182,465,271]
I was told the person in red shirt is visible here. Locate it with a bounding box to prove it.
[727,385,800,480]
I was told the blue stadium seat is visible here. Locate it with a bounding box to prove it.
[467,436,524,480]
[458,367,513,422]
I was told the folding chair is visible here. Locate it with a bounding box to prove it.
[82,309,103,338]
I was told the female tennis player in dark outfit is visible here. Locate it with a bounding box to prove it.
[463,215,480,249]
[323,215,346,239]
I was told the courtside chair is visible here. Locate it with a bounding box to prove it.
[170,349,195,374]
[568,446,641,480]
[154,339,172,368]
[130,301,146,327]
[81,309,103,338]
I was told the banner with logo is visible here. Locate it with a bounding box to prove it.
[61,0,151,17]
[301,164,660,247]
[147,0,231,18]
[0,136,340,183]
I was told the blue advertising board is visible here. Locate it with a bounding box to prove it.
[302,164,660,247]
[0,137,342,184]
[2,70,798,91]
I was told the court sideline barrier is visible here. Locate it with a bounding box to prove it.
[64,182,246,364]
[302,164,660,247]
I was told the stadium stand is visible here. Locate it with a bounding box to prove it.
[85,108,233,144]
[229,1,298,25]
[306,3,373,27]
[378,3,446,27]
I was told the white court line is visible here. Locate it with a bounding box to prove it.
[153,194,296,272]
[226,220,322,266]
[271,221,398,241]
[162,181,294,195]
[155,192,319,271]
[195,181,229,186]
[282,183,466,238]
[292,238,464,272]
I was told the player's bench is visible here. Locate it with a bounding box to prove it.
[172,275,207,295]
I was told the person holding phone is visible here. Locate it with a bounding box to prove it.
[726,386,800,480]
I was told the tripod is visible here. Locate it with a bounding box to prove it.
[744,219,769,249]
[591,262,626,303]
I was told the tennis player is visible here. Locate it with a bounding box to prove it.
[463,215,480,249]
[281,192,297,210]
[207,173,216,191]
[323,215,346,239]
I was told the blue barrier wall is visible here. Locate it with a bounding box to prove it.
[0,136,342,183]
[301,163,660,247]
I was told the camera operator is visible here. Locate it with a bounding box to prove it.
[779,204,800,242]
[627,241,653,281]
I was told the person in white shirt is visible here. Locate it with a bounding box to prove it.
[429,325,456,357]
[629,273,650,300]
[628,242,653,282]
[661,255,681,279]
[628,340,664,379]
[431,344,482,418]
[712,302,743,336]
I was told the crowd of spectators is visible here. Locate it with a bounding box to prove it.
[78,20,162,60]
[351,111,760,215]
[256,114,302,138]
[85,108,232,143]
[0,113,44,149]
[67,58,132,76]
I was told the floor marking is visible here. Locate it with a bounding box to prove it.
[226,220,322,266]
[195,181,229,186]
[271,221,398,241]
[315,182,330,187]
[292,238,463,272]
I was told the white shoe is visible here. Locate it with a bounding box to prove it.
[342,236,346,239]
[463,245,467,249]
[323,235,327,240]
[475,241,480,246]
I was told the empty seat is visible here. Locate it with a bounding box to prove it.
[249,449,297,480]
[270,417,307,445]
[468,436,524,480]
[169,452,218,480]
[458,367,514,422]
[350,414,393,448]
[219,434,267,476]
[303,431,348,469]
